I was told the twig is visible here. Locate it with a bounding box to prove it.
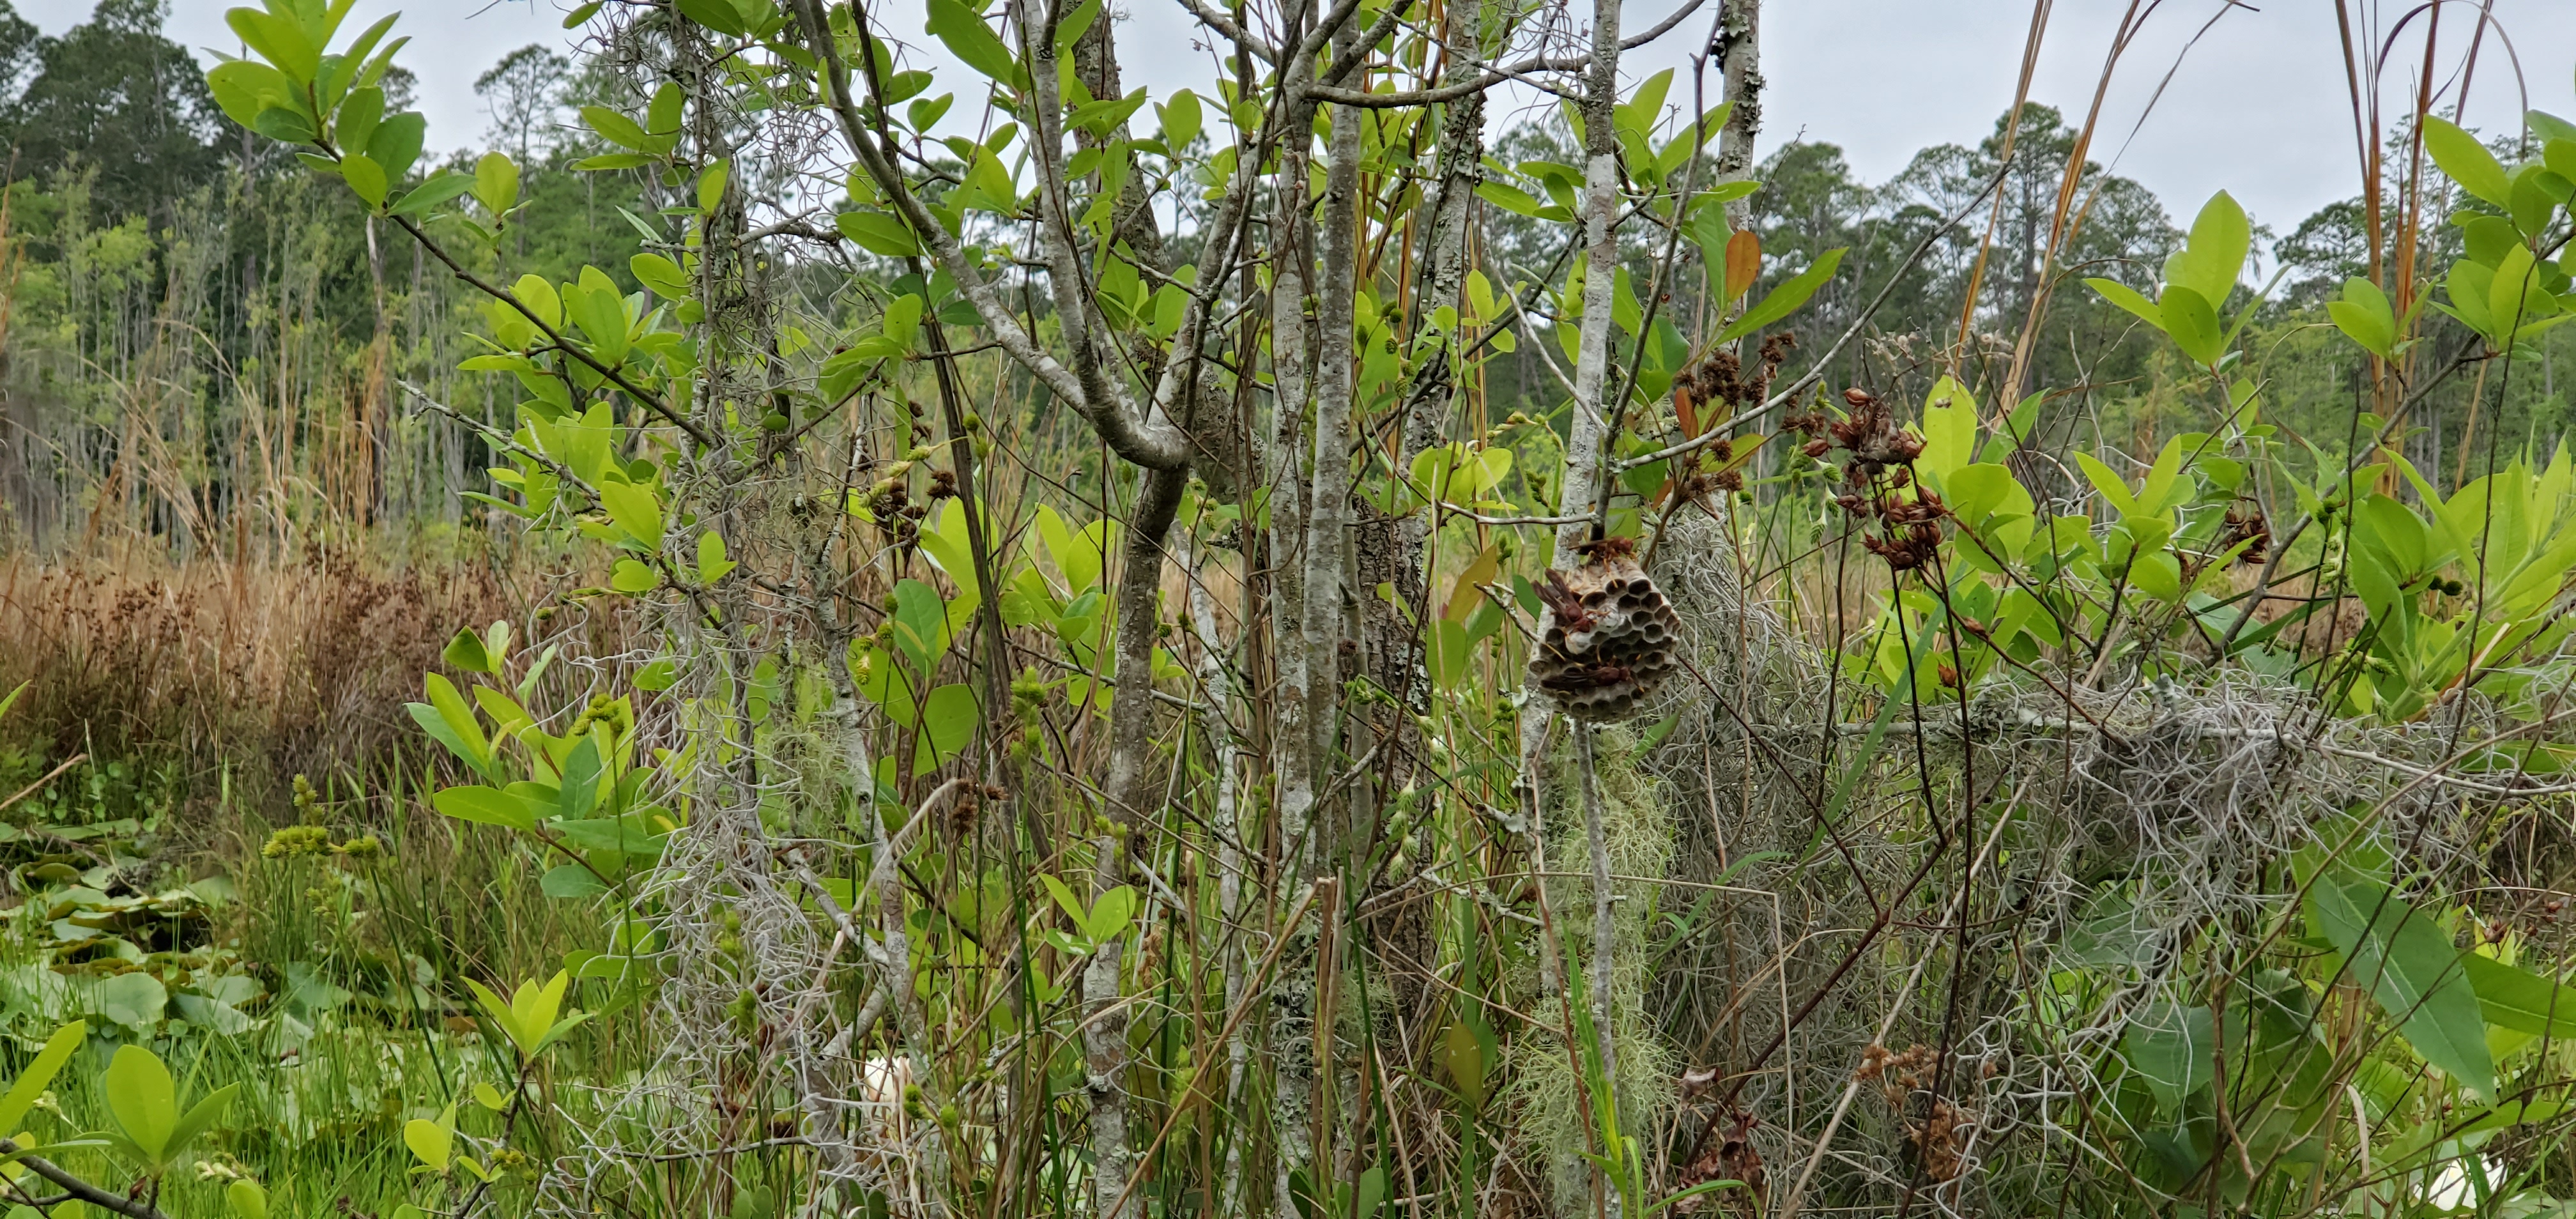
[1613,161,2014,474]
[0,1137,166,1219]
[614,1137,816,1162]
[0,753,82,816]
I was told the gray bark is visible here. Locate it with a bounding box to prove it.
[1183,535,1254,1216]
[1266,3,1326,1211]
[1712,0,1763,235]
[1082,466,1189,1219]
[1386,0,1494,700]
[1556,0,1629,1211]
[1559,0,1627,562]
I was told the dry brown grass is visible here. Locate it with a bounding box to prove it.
[0,550,518,790]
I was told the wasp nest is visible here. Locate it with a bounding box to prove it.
[1528,540,1680,721]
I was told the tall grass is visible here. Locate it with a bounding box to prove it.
[0,550,659,1217]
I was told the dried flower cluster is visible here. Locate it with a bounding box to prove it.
[1858,1043,1972,1184]
[1675,1105,1767,1216]
[1672,334,1797,435]
[2219,498,2269,565]
[1675,435,1745,502]
[1788,388,1949,571]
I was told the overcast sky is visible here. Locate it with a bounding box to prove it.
[41,0,2576,254]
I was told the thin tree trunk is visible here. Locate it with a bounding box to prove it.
[1560,0,1627,560]
[1577,723,1620,1128]
[1268,3,1326,1211]
[1558,0,1628,1210]
[1084,465,1189,1219]
[1389,0,1494,687]
[1713,0,1763,236]
[1184,534,1254,1216]
[1305,11,1365,852]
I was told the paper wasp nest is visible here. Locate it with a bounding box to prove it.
[1528,545,1681,721]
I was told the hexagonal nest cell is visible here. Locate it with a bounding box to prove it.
[1528,549,1682,721]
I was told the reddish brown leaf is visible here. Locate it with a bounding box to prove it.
[1724,229,1761,305]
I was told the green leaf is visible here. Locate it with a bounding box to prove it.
[103,1045,178,1165]
[698,158,730,214]
[1716,247,1844,344]
[542,864,608,898]
[443,626,494,674]
[339,151,388,208]
[513,273,564,330]
[674,0,750,36]
[468,972,577,1060]
[2463,953,2576,1036]
[914,683,979,769]
[924,0,1024,87]
[227,1179,270,1219]
[1039,873,1087,928]
[2445,258,2499,338]
[388,170,476,218]
[837,210,923,257]
[611,558,658,594]
[908,93,955,133]
[2121,1002,2214,1117]
[1086,884,1137,943]
[2158,285,2225,365]
[2306,872,2495,1095]
[474,150,520,218]
[2073,452,2139,519]
[1354,1163,1388,1219]
[206,60,296,128]
[253,105,319,144]
[2170,190,2250,309]
[574,152,657,171]
[558,735,604,818]
[162,1083,240,1165]
[647,87,684,154]
[567,265,632,362]
[403,1114,452,1170]
[1429,619,1474,691]
[335,85,385,157]
[1475,182,1549,218]
[0,1023,83,1137]
[2488,243,2550,338]
[632,252,691,299]
[422,673,491,767]
[2086,277,2166,331]
[915,499,984,594]
[1070,91,1149,138]
[889,578,953,671]
[1159,89,1202,150]
[1052,0,1102,47]
[2425,115,2512,207]
[884,294,924,348]
[599,479,664,550]
[2327,277,2398,358]
[365,111,425,182]
[583,105,655,152]
[227,8,316,84]
[1917,376,1977,491]
[698,530,736,583]
[433,786,542,831]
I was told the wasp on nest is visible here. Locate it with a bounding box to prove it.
[1528,536,1682,721]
